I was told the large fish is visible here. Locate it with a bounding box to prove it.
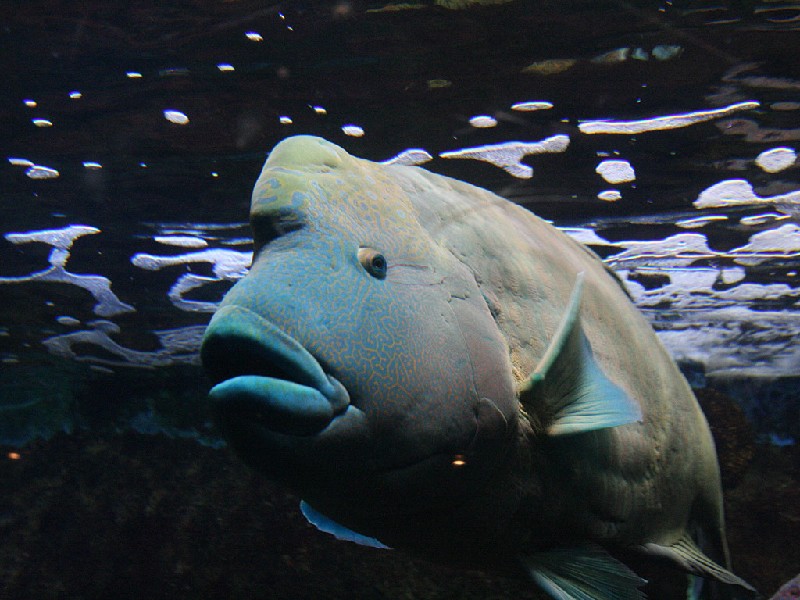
[200,135,755,599]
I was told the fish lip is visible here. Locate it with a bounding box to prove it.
[200,304,351,431]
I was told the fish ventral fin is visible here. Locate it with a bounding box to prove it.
[638,534,757,595]
[299,501,390,549]
[520,544,647,600]
[518,272,642,436]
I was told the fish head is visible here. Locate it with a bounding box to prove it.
[201,136,517,532]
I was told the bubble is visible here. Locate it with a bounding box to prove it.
[342,124,365,137]
[25,165,60,180]
[598,190,622,202]
[511,101,553,112]
[595,159,635,184]
[56,316,81,326]
[469,115,497,128]
[755,147,796,173]
[163,110,189,125]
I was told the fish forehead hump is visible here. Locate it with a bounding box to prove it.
[251,135,435,264]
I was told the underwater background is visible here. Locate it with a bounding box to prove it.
[1,0,798,598]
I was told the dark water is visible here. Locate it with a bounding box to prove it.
[1,1,798,598]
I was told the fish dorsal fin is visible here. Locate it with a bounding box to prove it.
[518,272,642,436]
[299,501,390,549]
[639,534,756,594]
[520,544,647,600]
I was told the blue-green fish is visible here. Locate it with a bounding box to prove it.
[201,136,755,600]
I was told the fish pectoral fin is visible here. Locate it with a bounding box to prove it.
[638,535,756,594]
[299,500,390,549]
[518,272,642,436]
[520,544,647,600]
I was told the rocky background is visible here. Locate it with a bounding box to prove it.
[0,386,797,600]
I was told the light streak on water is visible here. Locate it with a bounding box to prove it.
[0,225,134,317]
[154,236,208,249]
[439,135,570,178]
[694,179,800,212]
[132,248,251,313]
[578,101,759,134]
[382,149,433,166]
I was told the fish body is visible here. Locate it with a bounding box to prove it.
[201,136,754,599]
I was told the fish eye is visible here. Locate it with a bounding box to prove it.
[357,247,387,279]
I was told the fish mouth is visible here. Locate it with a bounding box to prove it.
[201,304,351,437]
